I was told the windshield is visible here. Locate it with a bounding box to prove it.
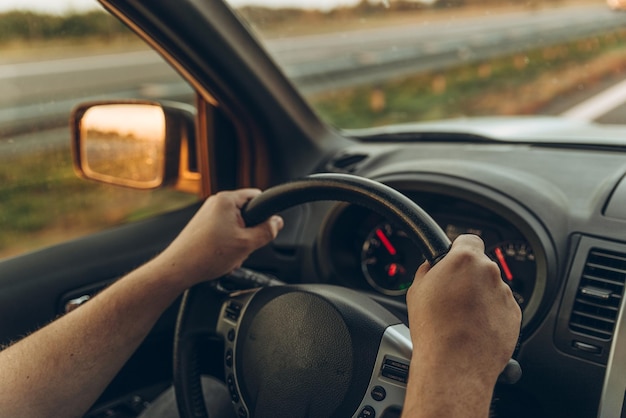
[227,0,626,129]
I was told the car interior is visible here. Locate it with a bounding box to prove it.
[2,0,626,417]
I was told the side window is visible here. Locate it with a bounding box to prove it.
[0,9,198,259]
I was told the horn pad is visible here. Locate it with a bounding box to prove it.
[235,286,401,418]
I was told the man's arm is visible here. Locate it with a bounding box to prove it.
[402,234,522,418]
[0,189,283,418]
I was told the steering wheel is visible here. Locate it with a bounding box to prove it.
[173,173,452,418]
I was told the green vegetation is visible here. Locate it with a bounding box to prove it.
[0,148,196,258]
[238,0,430,29]
[310,29,626,128]
[238,0,567,29]
[0,10,132,44]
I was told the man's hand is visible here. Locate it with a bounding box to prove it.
[402,234,521,418]
[156,189,284,288]
[0,188,283,418]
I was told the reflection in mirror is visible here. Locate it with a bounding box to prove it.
[80,104,166,188]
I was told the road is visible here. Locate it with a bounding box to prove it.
[267,3,626,92]
[1,2,626,139]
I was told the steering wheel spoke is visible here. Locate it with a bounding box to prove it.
[352,324,412,418]
[215,289,259,417]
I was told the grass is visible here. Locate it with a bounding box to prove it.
[0,147,196,259]
[309,29,626,129]
[0,36,145,63]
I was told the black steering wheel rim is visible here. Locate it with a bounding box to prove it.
[242,173,450,264]
[174,173,452,418]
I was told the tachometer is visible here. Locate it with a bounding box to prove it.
[360,222,423,296]
[487,240,536,311]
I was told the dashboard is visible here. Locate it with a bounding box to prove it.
[262,138,626,418]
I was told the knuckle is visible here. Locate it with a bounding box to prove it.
[211,191,229,205]
[454,233,485,249]
[486,259,502,278]
[450,247,478,264]
[464,233,484,245]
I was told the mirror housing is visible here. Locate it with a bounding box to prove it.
[71,100,198,192]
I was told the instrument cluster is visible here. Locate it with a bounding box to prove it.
[317,189,549,330]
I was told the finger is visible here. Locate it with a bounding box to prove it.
[414,260,431,281]
[488,259,507,286]
[232,188,263,208]
[406,260,430,303]
[268,215,284,238]
[422,234,485,272]
[449,234,485,253]
[250,215,284,247]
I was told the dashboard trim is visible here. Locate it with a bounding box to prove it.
[597,294,626,418]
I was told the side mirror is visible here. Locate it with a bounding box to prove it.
[71,100,198,191]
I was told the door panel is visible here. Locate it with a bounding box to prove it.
[0,203,199,347]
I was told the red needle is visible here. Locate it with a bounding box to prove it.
[495,247,514,281]
[376,228,397,255]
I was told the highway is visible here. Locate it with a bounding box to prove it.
[1,2,626,139]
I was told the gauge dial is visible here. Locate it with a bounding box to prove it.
[361,222,423,295]
[487,240,536,310]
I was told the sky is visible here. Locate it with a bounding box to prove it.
[0,0,363,14]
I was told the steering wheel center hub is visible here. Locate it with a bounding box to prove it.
[237,291,353,417]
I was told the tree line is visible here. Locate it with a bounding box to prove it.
[0,10,130,43]
[238,0,565,29]
[0,0,566,43]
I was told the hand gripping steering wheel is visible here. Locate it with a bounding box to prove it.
[173,173,518,418]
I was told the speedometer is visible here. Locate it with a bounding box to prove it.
[360,222,423,296]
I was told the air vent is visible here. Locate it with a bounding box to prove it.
[327,153,368,173]
[569,249,626,340]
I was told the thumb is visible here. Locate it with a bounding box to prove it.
[249,215,284,247]
[267,215,284,238]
